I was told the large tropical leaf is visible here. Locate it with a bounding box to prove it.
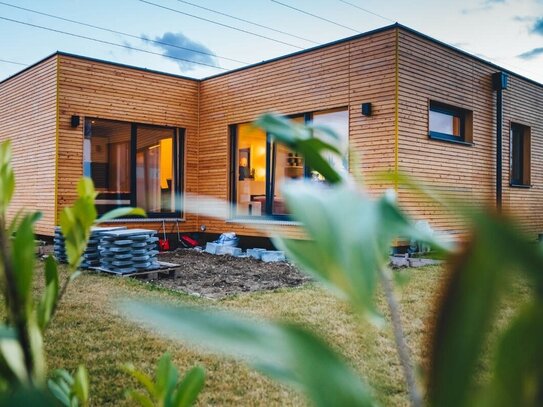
[121,301,376,407]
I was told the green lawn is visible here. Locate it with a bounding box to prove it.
[38,264,528,406]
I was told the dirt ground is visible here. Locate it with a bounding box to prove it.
[148,249,311,298]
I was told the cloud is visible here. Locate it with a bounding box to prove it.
[142,32,218,71]
[517,47,543,59]
[531,17,543,35]
[461,0,507,14]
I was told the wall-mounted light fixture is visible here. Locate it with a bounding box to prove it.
[70,115,80,127]
[361,102,372,116]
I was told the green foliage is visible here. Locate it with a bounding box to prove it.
[255,113,345,184]
[121,113,543,407]
[48,366,89,407]
[123,353,205,407]
[0,139,156,405]
[122,303,372,407]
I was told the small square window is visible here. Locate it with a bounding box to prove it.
[428,101,473,144]
[510,123,531,187]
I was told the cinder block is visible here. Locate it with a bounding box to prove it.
[261,251,286,263]
[205,242,219,254]
[247,248,266,260]
[223,246,242,256]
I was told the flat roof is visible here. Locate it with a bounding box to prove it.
[1,23,542,89]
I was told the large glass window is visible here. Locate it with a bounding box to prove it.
[510,123,531,187]
[84,118,182,217]
[312,108,349,179]
[231,109,348,219]
[136,125,176,213]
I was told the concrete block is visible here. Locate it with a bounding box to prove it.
[261,251,286,263]
[205,242,219,254]
[247,248,266,260]
[223,246,242,256]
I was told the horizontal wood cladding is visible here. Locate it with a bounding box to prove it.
[57,55,200,236]
[0,56,57,236]
[397,30,543,237]
[198,30,397,238]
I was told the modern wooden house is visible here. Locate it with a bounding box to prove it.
[1,24,542,243]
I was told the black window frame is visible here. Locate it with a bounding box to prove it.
[428,101,471,144]
[509,122,531,188]
[85,117,185,219]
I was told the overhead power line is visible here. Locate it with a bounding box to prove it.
[338,0,395,23]
[138,0,304,49]
[174,0,318,44]
[0,1,247,65]
[0,16,227,70]
[0,58,27,66]
[270,0,360,33]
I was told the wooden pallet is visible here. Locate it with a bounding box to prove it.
[90,261,181,280]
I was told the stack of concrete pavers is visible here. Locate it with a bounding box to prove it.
[80,226,126,269]
[53,226,67,263]
[99,229,159,274]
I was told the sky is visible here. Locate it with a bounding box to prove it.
[1,0,543,83]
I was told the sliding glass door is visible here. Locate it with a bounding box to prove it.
[230,108,348,219]
[84,118,183,217]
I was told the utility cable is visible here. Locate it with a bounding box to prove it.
[174,0,318,44]
[0,1,247,65]
[338,0,395,23]
[270,0,360,33]
[0,58,27,66]
[0,16,227,70]
[138,0,304,49]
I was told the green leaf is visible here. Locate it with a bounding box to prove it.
[126,390,155,407]
[121,301,376,407]
[427,213,543,407]
[482,301,543,407]
[255,113,344,184]
[155,353,178,401]
[10,213,37,313]
[0,340,27,382]
[96,207,146,223]
[173,366,205,407]
[0,140,15,213]
[122,364,157,400]
[48,377,71,407]
[274,182,446,321]
[37,256,60,331]
[72,365,89,406]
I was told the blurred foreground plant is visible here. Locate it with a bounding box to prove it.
[0,140,147,405]
[122,114,543,407]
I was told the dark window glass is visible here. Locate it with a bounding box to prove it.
[429,101,471,142]
[510,123,530,186]
[84,118,132,215]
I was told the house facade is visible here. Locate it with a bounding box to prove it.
[1,24,542,241]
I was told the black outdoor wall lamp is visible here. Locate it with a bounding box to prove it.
[361,102,372,116]
[71,115,80,127]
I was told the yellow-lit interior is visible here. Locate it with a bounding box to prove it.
[159,138,173,189]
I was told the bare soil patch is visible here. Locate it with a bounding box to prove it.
[152,249,311,298]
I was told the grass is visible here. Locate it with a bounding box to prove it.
[33,263,529,406]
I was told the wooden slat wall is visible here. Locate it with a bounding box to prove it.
[397,29,543,238]
[502,76,543,235]
[57,55,199,236]
[198,30,397,238]
[0,56,57,235]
